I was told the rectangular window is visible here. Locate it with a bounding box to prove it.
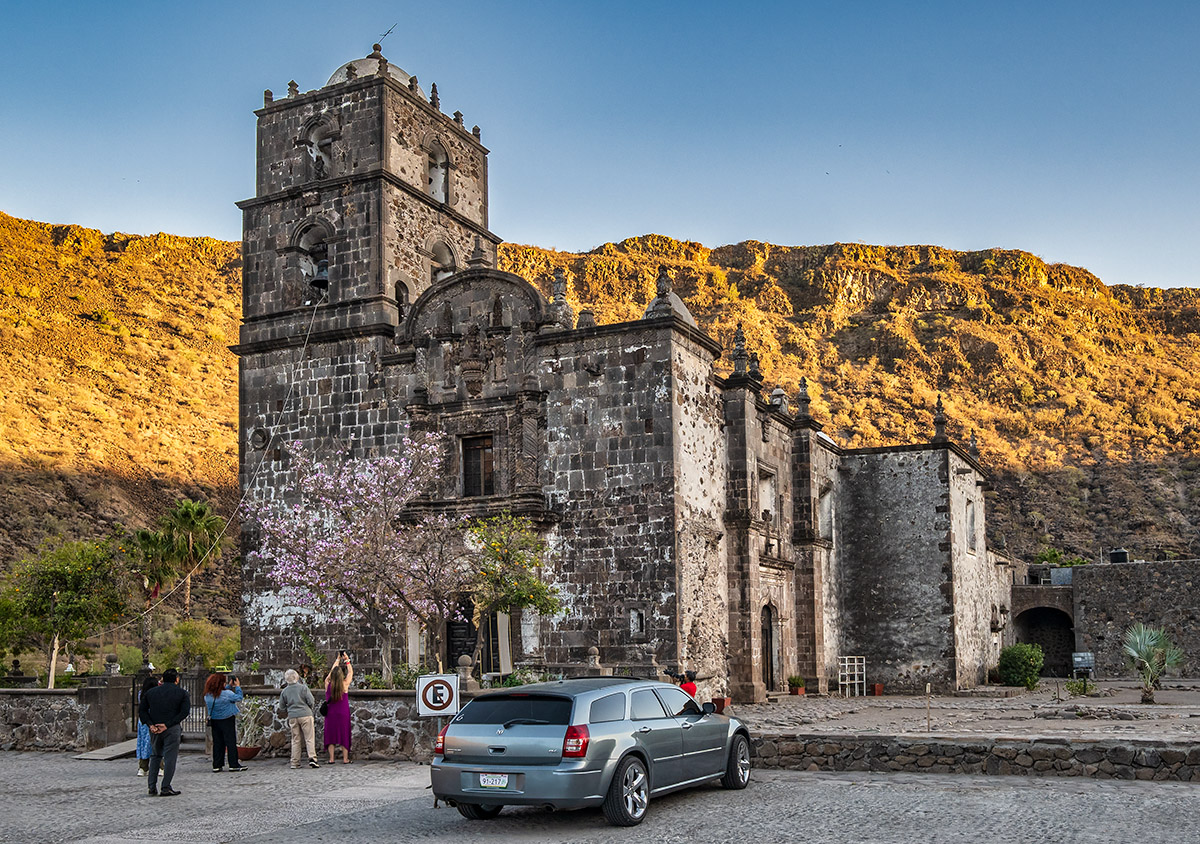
[463,435,494,497]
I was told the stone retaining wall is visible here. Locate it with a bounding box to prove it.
[0,689,90,751]
[753,732,1200,781]
[242,689,454,762]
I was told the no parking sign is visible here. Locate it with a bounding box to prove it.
[417,673,460,718]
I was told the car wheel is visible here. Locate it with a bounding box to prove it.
[602,755,649,826]
[720,733,751,789]
[456,802,503,820]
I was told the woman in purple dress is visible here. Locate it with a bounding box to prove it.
[323,653,354,763]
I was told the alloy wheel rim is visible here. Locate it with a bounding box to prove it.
[737,740,750,783]
[623,763,648,818]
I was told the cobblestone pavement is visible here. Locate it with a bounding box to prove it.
[734,680,1200,740]
[4,750,1198,844]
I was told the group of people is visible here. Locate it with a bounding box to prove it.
[135,652,357,796]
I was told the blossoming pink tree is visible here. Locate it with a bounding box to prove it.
[245,432,474,684]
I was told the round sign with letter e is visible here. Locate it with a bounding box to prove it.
[417,673,460,718]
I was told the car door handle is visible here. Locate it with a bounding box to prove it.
[638,726,651,733]
[681,722,692,730]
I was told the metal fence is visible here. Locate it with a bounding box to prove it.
[130,670,210,734]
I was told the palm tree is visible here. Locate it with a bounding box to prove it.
[161,499,226,619]
[130,529,177,665]
[1123,623,1183,704]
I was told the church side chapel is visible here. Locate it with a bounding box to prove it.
[235,47,1012,702]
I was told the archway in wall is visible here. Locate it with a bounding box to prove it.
[1013,607,1075,677]
[761,605,778,691]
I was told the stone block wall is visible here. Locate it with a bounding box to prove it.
[752,732,1200,781]
[1074,560,1200,676]
[0,682,132,752]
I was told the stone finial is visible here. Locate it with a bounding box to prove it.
[430,83,440,109]
[749,352,761,379]
[577,309,596,329]
[656,265,671,298]
[369,43,384,59]
[457,653,480,692]
[587,646,601,668]
[453,110,464,126]
[472,125,481,139]
[548,268,576,330]
[378,57,388,77]
[770,386,788,413]
[969,428,980,459]
[933,395,948,443]
[105,653,120,676]
[409,75,419,92]
[467,236,489,268]
[287,80,299,98]
[346,63,358,81]
[731,324,748,375]
[552,268,568,303]
[263,89,274,106]
[797,377,811,418]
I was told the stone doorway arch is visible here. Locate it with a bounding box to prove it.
[1013,607,1075,677]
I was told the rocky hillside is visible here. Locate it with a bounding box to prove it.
[2,213,1197,593]
[0,213,242,623]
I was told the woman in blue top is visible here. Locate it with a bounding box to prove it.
[203,672,247,772]
[135,674,159,776]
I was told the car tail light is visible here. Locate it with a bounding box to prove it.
[562,724,589,758]
[434,723,450,756]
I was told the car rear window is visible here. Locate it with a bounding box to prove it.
[589,692,626,724]
[454,694,572,726]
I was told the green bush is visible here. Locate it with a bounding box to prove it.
[154,620,239,670]
[1064,676,1095,696]
[998,643,1044,689]
[115,643,144,675]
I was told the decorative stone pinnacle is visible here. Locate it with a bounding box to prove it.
[377,57,388,77]
[770,387,788,413]
[797,377,811,417]
[467,236,489,268]
[369,43,384,59]
[933,394,948,443]
[288,80,299,97]
[472,125,481,139]
[969,429,980,458]
[732,324,748,375]
[409,75,418,92]
[430,83,440,109]
[749,352,761,379]
[552,268,568,303]
[346,63,358,81]
[656,265,672,298]
[453,110,464,126]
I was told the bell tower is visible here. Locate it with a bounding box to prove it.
[236,43,497,344]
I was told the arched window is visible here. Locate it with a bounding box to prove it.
[394,279,410,320]
[299,117,339,181]
[297,226,329,304]
[429,240,456,285]
[427,140,449,202]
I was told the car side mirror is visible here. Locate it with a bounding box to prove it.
[702,702,715,715]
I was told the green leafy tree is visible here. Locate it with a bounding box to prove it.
[1123,623,1183,704]
[155,619,239,670]
[8,539,131,687]
[161,499,225,619]
[465,513,563,675]
[127,528,178,666]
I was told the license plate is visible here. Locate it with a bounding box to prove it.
[479,773,509,788]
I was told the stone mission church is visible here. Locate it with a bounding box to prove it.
[235,47,1014,701]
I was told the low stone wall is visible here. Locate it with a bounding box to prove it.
[753,732,1200,781]
[0,689,90,751]
[242,689,461,762]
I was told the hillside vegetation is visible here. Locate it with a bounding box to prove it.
[0,213,242,623]
[2,212,1197,597]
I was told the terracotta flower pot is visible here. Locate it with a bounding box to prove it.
[237,746,261,761]
[711,696,731,714]
[789,686,805,695]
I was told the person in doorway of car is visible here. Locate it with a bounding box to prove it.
[280,668,320,769]
[323,652,354,764]
[681,670,698,698]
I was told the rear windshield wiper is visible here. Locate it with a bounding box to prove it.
[502,718,550,728]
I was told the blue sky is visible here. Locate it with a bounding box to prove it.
[2,1,1196,288]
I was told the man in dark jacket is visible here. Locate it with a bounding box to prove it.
[139,668,190,796]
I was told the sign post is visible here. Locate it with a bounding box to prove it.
[417,673,460,718]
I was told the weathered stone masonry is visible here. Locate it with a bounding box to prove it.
[236,47,1013,702]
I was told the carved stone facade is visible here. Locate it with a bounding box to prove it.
[236,49,1012,701]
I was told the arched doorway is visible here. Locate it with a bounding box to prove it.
[760,605,778,691]
[1013,607,1075,676]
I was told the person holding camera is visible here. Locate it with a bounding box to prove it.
[322,651,354,764]
[203,671,248,773]
[280,668,320,769]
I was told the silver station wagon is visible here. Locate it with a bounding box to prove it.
[430,677,752,826]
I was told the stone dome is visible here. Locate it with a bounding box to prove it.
[327,45,425,99]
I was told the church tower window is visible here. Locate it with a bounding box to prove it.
[429,240,456,285]
[427,140,449,202]
[463,435,494,497]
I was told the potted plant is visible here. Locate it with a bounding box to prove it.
[235,695,270,760]
[787,675,806,695]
